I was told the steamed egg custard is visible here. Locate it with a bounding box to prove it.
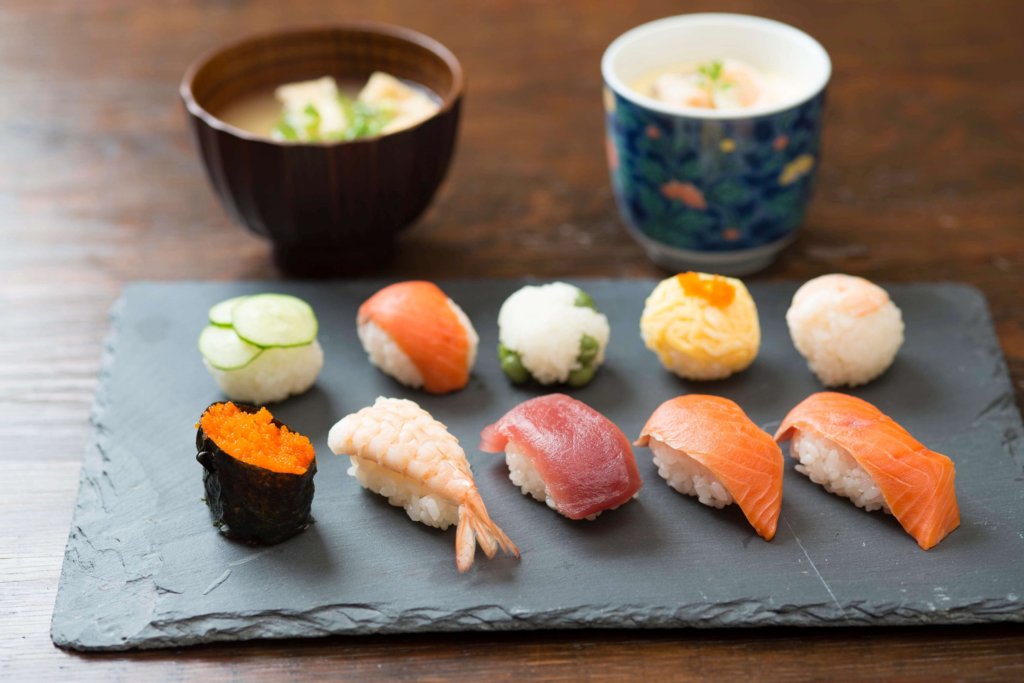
[631,59,797,111]
[215,72,440,142]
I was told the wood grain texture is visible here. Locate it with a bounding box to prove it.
[0,0,1022,679]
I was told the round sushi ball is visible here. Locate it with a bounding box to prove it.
[786,274,904,387]
[639,272,760,380]
[497,282,610,386]
[356,281,479,394]
[199,294,323,405]
[205,341,324,405]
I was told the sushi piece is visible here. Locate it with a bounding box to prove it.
[328,397,518,572]
[497,282,611,387]
[198,293,324,404]
[786,273,904,387]
[775,392,959,550]
[635,395,783,540]
[480,394,642,520]
[357,281,478,394]
[639,272,760,381]
[196,401,316,545]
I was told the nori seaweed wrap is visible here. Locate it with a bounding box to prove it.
[196,402,316,545]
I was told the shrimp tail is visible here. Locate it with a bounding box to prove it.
[454,494,520,572]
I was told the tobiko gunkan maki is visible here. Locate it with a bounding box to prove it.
[196,401,316,544]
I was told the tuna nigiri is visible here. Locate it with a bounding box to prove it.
[775,392,959,550]
[480,394,642,520]
[328,397,518,572]
[357,281,479,394]
[635,395,784,541]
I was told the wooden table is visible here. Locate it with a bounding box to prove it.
[2,0,1022,678]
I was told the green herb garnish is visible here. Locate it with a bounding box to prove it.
[271,97,394,142]
[697,60,735,94]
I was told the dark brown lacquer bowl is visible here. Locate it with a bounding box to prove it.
[181,24,463,276]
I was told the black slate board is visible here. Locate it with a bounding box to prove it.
[51,280,1024,651]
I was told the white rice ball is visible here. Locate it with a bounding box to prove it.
[648,438,734,509]
[786,274,904,387]
[205,340,324,405]
[498,282,610,385]
[788,430,890,513]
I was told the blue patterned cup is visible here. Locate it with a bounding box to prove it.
[602,14,831,274]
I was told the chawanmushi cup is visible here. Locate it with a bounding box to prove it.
[602,14,831,275]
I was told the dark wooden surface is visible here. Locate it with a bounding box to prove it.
[1,0,1022,679]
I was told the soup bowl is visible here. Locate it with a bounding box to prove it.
[181,23,463,276]
[602,14,831,275]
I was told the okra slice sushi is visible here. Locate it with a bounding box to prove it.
[497,282,610,387]
[196,401,317,545]
[198,293,323,405]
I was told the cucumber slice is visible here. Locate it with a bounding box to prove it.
[208,296,250,327]
[198,325,263,370]
[231,294,318,348]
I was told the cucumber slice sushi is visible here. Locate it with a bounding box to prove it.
[199,293,323,404]
[198,325,263,370]
[208,295,250,328]
[232,294,318,348]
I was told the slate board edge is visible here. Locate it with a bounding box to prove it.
[49,280,1024,652]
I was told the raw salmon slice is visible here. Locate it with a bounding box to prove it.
[635,395,784,541]
[775,392,960,550]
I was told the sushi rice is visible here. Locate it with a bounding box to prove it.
[347,457,459,529]
[788,430,889,513]
[648,438,734,508]
[786,274,904,387]
[498,282,610,385]
[357,320,424,389]
[205,340,324,405]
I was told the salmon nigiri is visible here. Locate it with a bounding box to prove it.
[328,397,518,572]
[480,394,642,520]
[357,281,478,394]
[775,392,959,550]
[635,395,784,541]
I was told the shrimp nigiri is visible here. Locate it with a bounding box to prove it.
[635,395,784,541]
[357,281,478,394]
[775,392,959,550]
[328,397,518,572]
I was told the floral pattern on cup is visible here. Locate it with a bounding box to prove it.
[605,89,825,252]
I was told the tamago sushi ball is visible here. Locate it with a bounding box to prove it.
[786,273,904,387]
[640,272,760,381]
[497,282,610,387]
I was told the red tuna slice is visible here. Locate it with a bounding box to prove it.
[480,394,643,520]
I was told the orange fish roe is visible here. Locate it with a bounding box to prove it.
[199,402,314,475]
[676,272,736,309]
